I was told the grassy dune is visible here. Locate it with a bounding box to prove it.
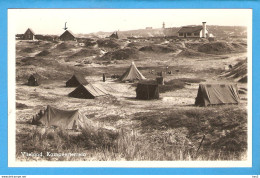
[16,105,247,161]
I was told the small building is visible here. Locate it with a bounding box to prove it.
[177,22,208,38]
[23,28,35,40]
[59,30,76,41]
[28,73,42,86]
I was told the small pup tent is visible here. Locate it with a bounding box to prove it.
[136,80,159,100]
[66,74,89,87]
[68,84,108,99]
[28,73,42,86]
[32,105,86,130]
[119,61,146,82]
[195,84,240,106]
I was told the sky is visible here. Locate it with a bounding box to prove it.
[9,9,251,35]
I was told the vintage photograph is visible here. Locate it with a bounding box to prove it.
[9,9,251,166]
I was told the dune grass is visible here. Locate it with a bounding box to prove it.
[16,105,247,161]
[159,78,205,93]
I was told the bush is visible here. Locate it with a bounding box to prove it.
[198,42,246,55]
[16,102,28,109]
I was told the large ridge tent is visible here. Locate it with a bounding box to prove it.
[28,73,42,86]
[136,80,159,100]
[32,105,87,130]
[119,61,146,82]
[68,83,108,99]
[195,84,240,106]
[66,74,89,87]
[109,31,119,39]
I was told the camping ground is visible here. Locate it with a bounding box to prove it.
[15,36,248,161]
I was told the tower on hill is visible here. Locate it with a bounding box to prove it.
[162,22,165,29]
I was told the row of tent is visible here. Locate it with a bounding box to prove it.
[29,68,240,130]
[32,83,240,130]
[135,82,240,106]
[27,61,240,105]
[28,73,109,99]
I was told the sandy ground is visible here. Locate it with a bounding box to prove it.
[14,40,248,161]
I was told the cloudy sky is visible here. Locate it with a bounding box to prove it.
[9,9,251,35]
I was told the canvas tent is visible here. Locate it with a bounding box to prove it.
[68,84,108,99]
[119,61,146,82]
[195,84,240,106]
[136,80,159,100]
[66,74,89,87]
[28,73,42,86]
[32,105,86,130]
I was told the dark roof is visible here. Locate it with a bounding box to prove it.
[25,28,35,35]
[177,26,203,33]
[73,74,88,85]
[60,30,75,38]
